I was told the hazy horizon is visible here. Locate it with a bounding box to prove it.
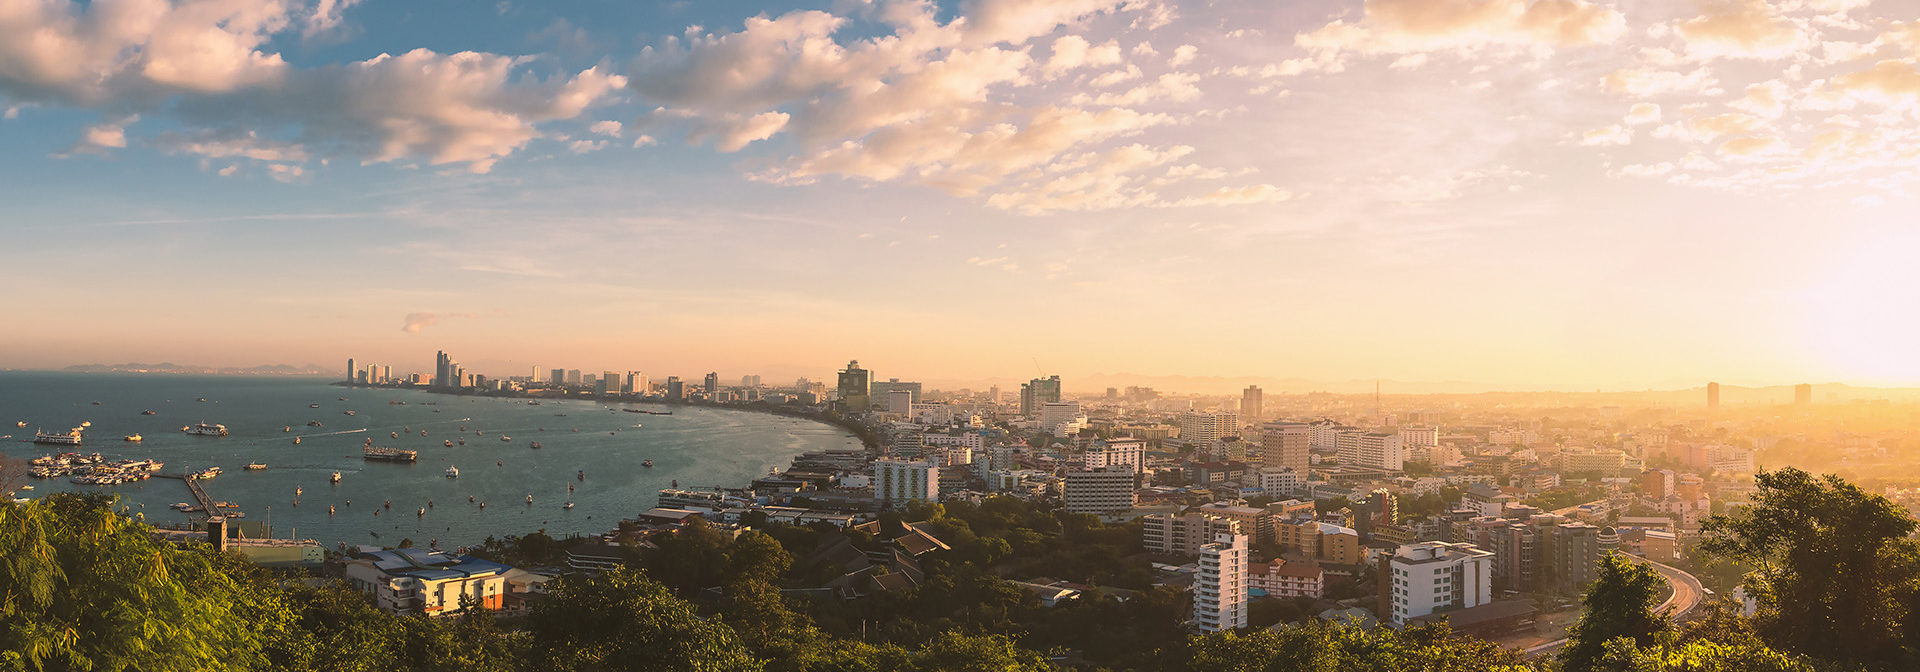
[7,0,1919,388]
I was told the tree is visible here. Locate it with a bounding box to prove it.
[0,494,289,672]
[525,566,762,672]
[1698,468,1920,668]
[1561,554,1672,672]
[1591,637,1819,672]
[0,454,27,498]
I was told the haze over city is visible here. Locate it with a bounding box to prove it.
[6,0,1920,389]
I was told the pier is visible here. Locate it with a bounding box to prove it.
[156,474,240,518]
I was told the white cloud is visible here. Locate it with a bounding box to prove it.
[1625,102,1662,125]
[1294,0,1628,67]
[590,120,623,137]
[1580,125,1632,146]
[1045,35,1122,77]
[1169,44,1198,67]
[1675,0,1809,61]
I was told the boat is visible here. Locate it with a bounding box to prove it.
[363,446,418,463]
[141,410,157,416]
[182,423,228,436]
[244,463,267,471]
[79,421,91,428]
[530,442,541,449]
[292,436,302,445]
[445,466,459,478]
[444,440,453,447]
[171,502,192,510]
[15,421,26,427]
[578,470,584,481]
[642,460,654,468]
[282,426,290,432]
[328,505,335,515]
[123,434,142,442]
[417,507,425,517]
[196,398,208,403]
[457,439,465,446]
[330,471,341,483]
[295,486,303,497]
[307,420,323,427]
[33,428,83,445]
[500,435,511,442]
[91,401,101,405]
[391,432,399,438]
[310,404,320,408]
[343,410,356,416]
[525,494,533,505]
[193,467,221,479]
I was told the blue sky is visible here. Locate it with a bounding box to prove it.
[4,0,1920,390]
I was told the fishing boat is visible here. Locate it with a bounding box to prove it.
[292,437,301,445]
[183,422,228,436]
[530,442,541,449]
[295,486,303,497]
[642,460,654,468]
[307,420,323,427]
[417,507,425,517]
[525,494,532,505]
[391,432,399,438]
[282,426,290,432]
[330,471,341,483]
[444,440,453,447]
[142,410,157,416]
[343,410,355,416]
[445,466,459,478]
[500,435,511,442]
[244,463,267,471]
[33,428,83,445]
[310,404,320,408]
[123,434,142,442]
[14,421,25,427]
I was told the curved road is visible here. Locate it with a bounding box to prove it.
[1520,554,1705,657]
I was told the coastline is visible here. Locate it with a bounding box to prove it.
[330,381,881,452]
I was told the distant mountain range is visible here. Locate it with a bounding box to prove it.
[59,362,326,376]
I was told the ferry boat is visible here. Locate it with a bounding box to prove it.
[182,423,228,436]
[330,471,341,483]
[123,434,142,442]
[445,466,459,478]
[33,428,83,445]
[244,463,267,471]
[194,467,222,479]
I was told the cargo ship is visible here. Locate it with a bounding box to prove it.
[363,446,418,463]
[32,428,83,445]
[182,423,228,436]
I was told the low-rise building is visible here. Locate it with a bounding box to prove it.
[1386,541,1494,627]
[1248,560,1324,598]
[344,548,514,616]
[1141,512,1243,556]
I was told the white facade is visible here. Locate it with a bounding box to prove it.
[1387,541,1494,627]
[1398,425,1439,448]
[1040,401,1088,436]
[887,390,914,414]
[1337,430,1405,472]
[1255,467,1304,497]
[874,459,939,503]
[1180,411,1240,447]
[1194,533,1249,633]
[1064,468,1136,515]
[1083,438,1145,474]
[1309,420,1345,449]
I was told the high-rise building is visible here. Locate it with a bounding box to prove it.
[1141,512,1242,556]
[1194,533,1249,633]
[1399,425,1439,449]
[1180,411,1240,448]
[550,369,565,386]
[1386,541,1493,627]
[1707,382,1720,410]
[1083,438,1145,473]
[665,376,684,400]
[1019,376,1062,418]
[1063,468,1136,515]
[565,369,582,386]
[873,459,939,503]
[1259,421,1310,476]
[838,360,872,413]
[1240,385,1263,420]
[434,351,452,388]
[625,371,649,395]
[1040,401,1087,436]
[346,358,356,383]
[1794,383,1813,406]
[1337,430,1405,472]
[871,378,923,410]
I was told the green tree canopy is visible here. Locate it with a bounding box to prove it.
[1561,554,1673,672]
[525,566,762,672]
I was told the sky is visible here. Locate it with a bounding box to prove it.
[3,0,1920,391]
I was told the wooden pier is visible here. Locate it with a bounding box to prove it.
[155,474,236,518]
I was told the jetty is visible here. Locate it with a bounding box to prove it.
[157,474,242,518]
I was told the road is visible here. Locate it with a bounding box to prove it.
[1517,553,1705,658]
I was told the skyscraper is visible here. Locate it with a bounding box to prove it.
[550,369,565,386]
[1794,383,1813,406]
[1707,382,1720,410]
[666,376,684,399]
[1260,421,1311,477]
[1193,533,1249,633]
[1019,375,1061,418]
[704,372,719,394]
[346,358,355,383]
[837,360,871,413]
[1240,385,1263,420]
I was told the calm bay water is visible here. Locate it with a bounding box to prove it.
[0,372,860,549]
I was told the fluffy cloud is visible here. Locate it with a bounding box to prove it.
[1625,102,1662,124]
[1580,124,1632,145]
[58,114,138,155]
[589,120,623,137]
[1045,35,1123,77]
[1293,0,1628,65]
[400,312,474,334]
[0,0,296,105]
[1676,0,1808,60]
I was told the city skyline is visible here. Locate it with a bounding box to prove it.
[7,0,1920,387]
